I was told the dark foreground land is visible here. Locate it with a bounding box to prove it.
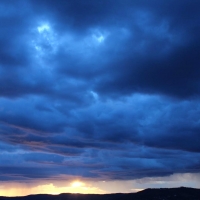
[0,187,200,200]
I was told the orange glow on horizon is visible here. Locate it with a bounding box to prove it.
[0,173,200,197]
[0,182,105,197]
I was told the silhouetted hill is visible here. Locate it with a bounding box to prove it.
[0,187,200,200]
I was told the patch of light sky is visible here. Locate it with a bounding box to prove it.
[92,32,105,43]
[37,23,51,33]
[31,22,58,55]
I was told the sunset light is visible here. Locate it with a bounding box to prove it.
[71,181,84,188]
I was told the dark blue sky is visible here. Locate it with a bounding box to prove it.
[0,0,200,195]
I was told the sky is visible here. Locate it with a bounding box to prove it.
[0,0,200,196]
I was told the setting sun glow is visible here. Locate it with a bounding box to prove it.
[0,181,105,197]
[71,181,84,188]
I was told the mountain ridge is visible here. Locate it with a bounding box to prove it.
[0,187,200,200]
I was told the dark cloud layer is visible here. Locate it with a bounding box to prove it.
[0,0,200,182]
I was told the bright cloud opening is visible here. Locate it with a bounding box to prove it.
[92,34,105,43]
[37,24,50,33]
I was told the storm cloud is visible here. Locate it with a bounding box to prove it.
[0,0,200,184]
